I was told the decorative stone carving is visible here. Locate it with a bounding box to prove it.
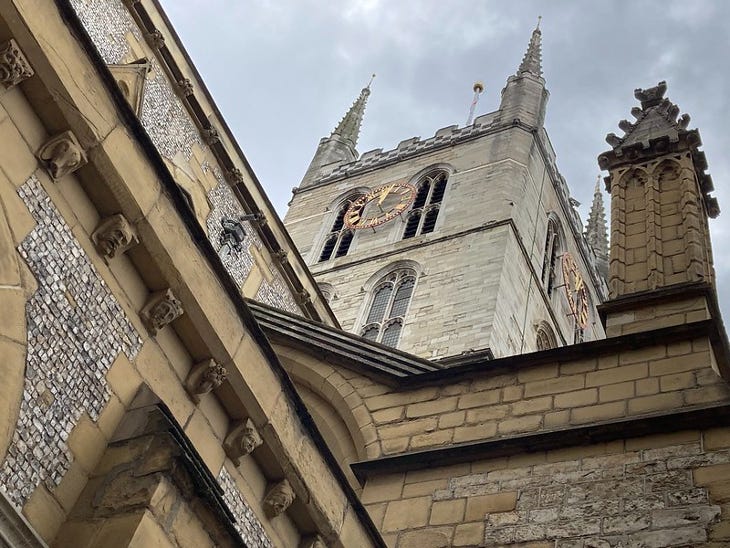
[37,131,87,181]
[140,288,183,335]
[295,290,311,305]
[273,249,288,264]
[147,30,165,49]
[0,39,34,89]
[263,479,295,518]
[177,78,194,97]
[300,534,326,548]
[226,167,245,186]
[92,214,139,258]
[184,359,227,403]
[203,127,220,145]
[223,418,263,465]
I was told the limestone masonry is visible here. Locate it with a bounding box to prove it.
[0,2,728,548]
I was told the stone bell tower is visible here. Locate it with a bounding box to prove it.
[598,81,722,340]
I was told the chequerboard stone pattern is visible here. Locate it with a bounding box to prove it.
[218,467,273,548]
[0,176,142,508]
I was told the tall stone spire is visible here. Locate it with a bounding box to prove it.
[298,77,374,188]
[584,175,609,280]
[331,80,372,148]
[499,20,549,128]
[517,18,543,78]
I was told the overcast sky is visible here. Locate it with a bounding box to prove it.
[159,0,730,321]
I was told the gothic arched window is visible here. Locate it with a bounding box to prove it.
[360,270,416,348]
[541,216,563,297]
[403,171,448,239]
[319,197,361,262]
[536,322,557,351]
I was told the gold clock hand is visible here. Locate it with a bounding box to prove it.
[378,184,394,206]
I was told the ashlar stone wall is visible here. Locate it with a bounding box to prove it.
[363,429,730,547]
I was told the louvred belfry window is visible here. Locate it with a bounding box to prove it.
[542,218,561,296]
[403,171,448,239]
[360,270,416,348]
[319,197,361,262]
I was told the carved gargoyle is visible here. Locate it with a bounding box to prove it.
[37,131,87,181]
[223,418,263,465]
[185,359,227,403]
[263,479,295,518]
[92,214,139,259]
[0,39,34,89]
[140,288,183,335]
[678,113,691,130]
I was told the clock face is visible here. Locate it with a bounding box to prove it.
[561,253,589,329]
[344,182,416,229]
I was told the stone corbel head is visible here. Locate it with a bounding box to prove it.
[37,131,87,181]
[225,167,245,186]
[92,214,139,259]
[140,288,183,335]
[263,479,295,518]
[177,78,194,97]
[0,39,34,89]
[223,418,263,465]
[185,359,227,403]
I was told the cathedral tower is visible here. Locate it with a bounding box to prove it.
[284,25,607,360]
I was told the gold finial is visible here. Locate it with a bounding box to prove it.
[366,73,376,89]
[536,16,542,30]
[473,81,484,93]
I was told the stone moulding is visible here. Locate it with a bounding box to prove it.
[91,213,139,258]
[184,359,227,403]
[0,38,34,90]
[263,479,295,518]
[37,131,87,181]
[140,288,183,335]
[223,418,263,466]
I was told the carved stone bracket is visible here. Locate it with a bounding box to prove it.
[223,418,263,465]
[273,249,288,265]
[177,78,194,97]
[184,359,227,403]
[295,290,311,305]
[203,127,220,146]
[140,288,183,335]
[0,39,34,90]
[147,30,165,49]
[37,131,87,181]
[263,479,295,518]
[92,214,139,258]
[225,167,245,186]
